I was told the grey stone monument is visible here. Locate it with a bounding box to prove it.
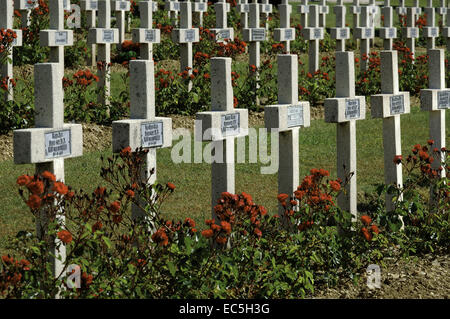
[302,5,324,74]
[211,0,234,43]
[13,63,83,279]
[324,51,366,220]
[195,58,249,219]
[81,0,99,66]
[355,6,374,72]
[112,60,173,222]
[264,54,311,225]
[132,0,161,60]
[379,0,397,51]
[371,51,411,211]
[330,0,350,52]
[274,0,295,53]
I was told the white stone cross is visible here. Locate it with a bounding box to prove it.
[172,0,200,91]
[319,0,329,28]
[297,0,309,29]
[444,2,450,51]
[260,0,273,31]
[211,0,234,43]
[367,0,380,28]
[14,0,38,28]
[195,57,249,219]
[132,0,161,60]
[192,0,207,27]
[371,51,411,211]
[396,0,407,18]
[437,0,447,26]
[81,0,99,66]
[165,0,181,27]
[237,0,250,29]
[274,0,295,53]
[244,0,266,104]
[380,0,397,50]
[351,0,361,31]
[331,0,350,52]
[423,0,439,49]
[264,54,311,225]
[0,0,23,102]
[13,63,83,278]
[88,0,120,109]
[302,5,324,74]
[355,6,374,72]
[113,1,131,46]
[40,0,74,70]
[420,49,448,178]
[324,51,366,220]
[413,0,422,16]
[112,60,172,220]
[401,7,419,58]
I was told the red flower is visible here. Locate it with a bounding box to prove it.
[167,182,176,191]
[329,180,341,192]
[27,181,44,195]
[151,228,169,246]
[277,193,289,202]
[52,181,69,195]
[41,171,56,182]
[16,175,32,186]
[201,229,214,238]
[57,230,73,244]
[361,227,372,241]
[370,225,380,234]
[393,155,403,164]
[361,215,372,226]
[26,194,41,210]
[126,190,135,198]
[109,201,121,213]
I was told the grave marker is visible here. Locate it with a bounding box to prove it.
[330,0,350,52]
[88,0,120,109]
[274,0,295,53]
[355,6,374,72]
[396,0,407,18]
[40,0,74,71]
[237,0,250,29]
[0,0,23,101]
[165,0,180,26]
[444,2,450,51]
[371,51,411,211]
[319,0,329,28]
[113,1,131,46]
[437,0,447,27]
[402,7,419,58]
[380,0,397,50]
[423,0,439,49]
[243,0,266,104]
[195,58,249,219]
[324,51,366,220]
[81,0,99,66]
[112,60,172,222]
[193,0,207,27]
[297,0,309,29]
[172,0,200,91]
[264,54,310,225]
[132,1,161,60]
[260,0,273,31]
[15,0,38,28]
[302,5,323,74]
[351,0,361,33]
[420,49,448,178]
[13,63,83,279]
[211,0,234,43]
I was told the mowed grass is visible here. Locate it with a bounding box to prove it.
[1,104,448,254]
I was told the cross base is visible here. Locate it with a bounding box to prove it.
[274,28,295,42]
[195,109,249,142]
[14,124,83,164]
[112,118,173,152]
[132,28,161,44]
[371,92,411,118]
[40,30,74,47]
[421,89,450,111]
[324,96,366,123]
[264,102,311,132]
[88,28,120,45]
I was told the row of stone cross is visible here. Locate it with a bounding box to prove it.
[4,0,450,102]
[0,0,448,278]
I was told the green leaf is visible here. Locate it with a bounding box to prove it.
[102,236,112,249]
[167,261,176,276]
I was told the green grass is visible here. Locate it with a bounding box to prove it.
[1,104,448,254]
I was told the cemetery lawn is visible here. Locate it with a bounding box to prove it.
[0,103,449,254]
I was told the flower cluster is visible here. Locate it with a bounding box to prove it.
[360,215,380,242]
[72,69,99,87]
[216,38,247,58]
